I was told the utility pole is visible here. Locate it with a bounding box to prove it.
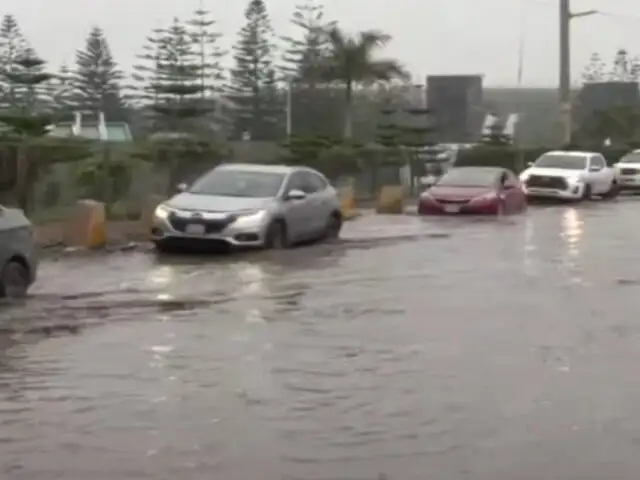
[559,0,597,145]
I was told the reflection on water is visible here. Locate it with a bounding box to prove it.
[7,203,640,479]
[560,207,584,283]
[522,215,536,276]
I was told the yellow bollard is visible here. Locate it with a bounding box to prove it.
[339,186,360,220]
[376,185,405,214]
[63,199,107,248]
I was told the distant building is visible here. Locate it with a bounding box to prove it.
[48,111,133,142]
[426,75,484,142]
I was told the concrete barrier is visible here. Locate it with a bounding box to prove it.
[376,185,405,214]
[63,199,107,248]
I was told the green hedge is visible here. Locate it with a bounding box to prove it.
[455,146,632,173]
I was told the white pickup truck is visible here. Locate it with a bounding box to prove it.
[613,149,640,191]
[519,150,618,201]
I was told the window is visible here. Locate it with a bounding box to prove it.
[286,171,325,194]
[305,172,328,192]
[620,152,640,163]
[189,169,285,198]
[590,156,605,168]
[533,154,587,170]
[437,168,499,187]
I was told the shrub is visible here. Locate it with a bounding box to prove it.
[455,145,633,173]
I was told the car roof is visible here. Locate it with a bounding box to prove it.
[543,150,599,157]
[450,166,505,173]
[215,163,297,174]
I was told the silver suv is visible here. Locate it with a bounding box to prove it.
[0,206,38,298]
[150,163,343,251]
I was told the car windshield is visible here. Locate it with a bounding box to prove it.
[534,154,586,170]
[619,152,640,163]
[436,168,498,187]
[188,169,285,198]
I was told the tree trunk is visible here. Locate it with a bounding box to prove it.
[14,142,29,211]
[343,81,353,139]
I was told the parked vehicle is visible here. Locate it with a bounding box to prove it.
[150,163,342,251]
[418,166,526,215]
[0,206,38,298]
[613,149,640,192]
[519,150,618,201]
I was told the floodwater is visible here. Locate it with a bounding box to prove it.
[3,199,640,479]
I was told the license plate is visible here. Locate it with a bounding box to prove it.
[185,224,205,235]
[443,204,460,213]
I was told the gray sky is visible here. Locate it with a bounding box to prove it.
[5,0,640,86]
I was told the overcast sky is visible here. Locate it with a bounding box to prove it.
[4,0,640,86]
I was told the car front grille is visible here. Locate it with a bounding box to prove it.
[526,175,568,190]
[437,198,470,205]
[620,168,639,175]
[169,214,234,234]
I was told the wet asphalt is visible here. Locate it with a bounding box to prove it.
[3,198,640,479]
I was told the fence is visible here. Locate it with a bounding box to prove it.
[1,139,420,223]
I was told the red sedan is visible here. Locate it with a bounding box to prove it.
[418,166,526,215]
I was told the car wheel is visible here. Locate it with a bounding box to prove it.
[580,184,592,201]
[0,260,29,299]
[264,220,289,250]
[602,180,620,199]
[153,240,174,254]
[324,213,342,240]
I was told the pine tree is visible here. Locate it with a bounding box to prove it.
[132,18,212,133]
[131,27,167,108]
[151,18,212,131]
[0,14,28,109]
[279,0,337,136]
[71,26,125,119]
[227,0,280,140]
[187,4,228,135]
[0,50,56,208]
[187,4,226,98]
[281,0,334,84]
[49,63,74,112]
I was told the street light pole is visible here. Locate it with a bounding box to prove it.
[559,0,597,145]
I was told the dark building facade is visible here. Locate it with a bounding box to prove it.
[426,75,484,142]
[574,82,639,141]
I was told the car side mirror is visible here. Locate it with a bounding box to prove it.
[527,162,534,167]
[176,183,188,192]
[286,189,307,200]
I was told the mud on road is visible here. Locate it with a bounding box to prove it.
[3,199,640,480]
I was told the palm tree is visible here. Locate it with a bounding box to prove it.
[319,27,407,139]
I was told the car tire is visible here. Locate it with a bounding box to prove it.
[580,184,592,201]
[153,240,173,254]
[264,220,289,250]
[602,180,620,199]
[0,260,29,299]
[324,212,342,240]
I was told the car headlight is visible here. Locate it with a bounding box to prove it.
[566,176,583,185]
[232,210,267,226]
[154,204,172,219]
[470,193,497,202]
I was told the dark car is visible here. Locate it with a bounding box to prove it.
[0,205,38,298]
[418,166,527,215]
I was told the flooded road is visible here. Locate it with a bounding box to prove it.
[3,200,640,479]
